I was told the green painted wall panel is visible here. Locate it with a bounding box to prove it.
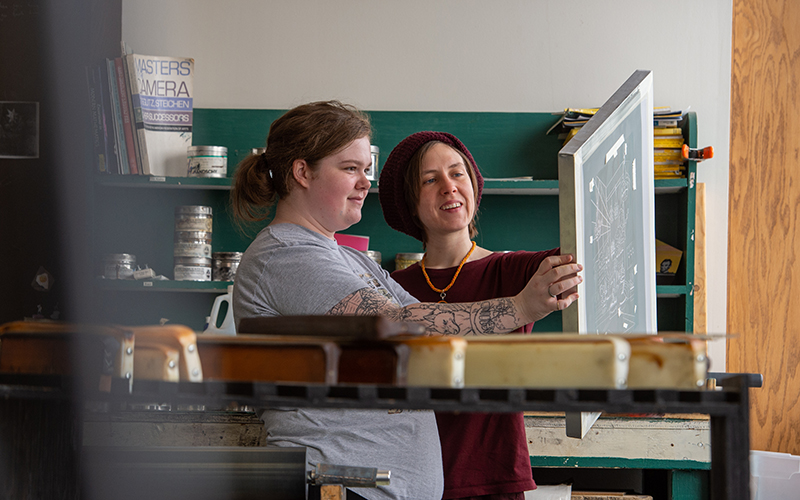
[670,469,709,500]
[93,109,696,333]
[193,109,565,181]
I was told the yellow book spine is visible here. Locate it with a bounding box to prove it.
[655,149,683,161]
[654,138,685,148]
[564,107,599,115]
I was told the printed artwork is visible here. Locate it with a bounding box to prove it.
[559,70,657,335]
[584,131,644,333]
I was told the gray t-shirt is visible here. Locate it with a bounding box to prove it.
[233,223,443,500]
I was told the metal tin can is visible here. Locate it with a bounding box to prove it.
[366,145,380,181]
[174,231,213,258]
[174,256,212,281]
[395,252,424,270]
[103,253,136,279]
[212,251,243,281]
[174,205,213,232]
[363,250,382,266]
[187,146,228,178]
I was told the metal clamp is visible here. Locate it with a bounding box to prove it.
[308,463,390,487]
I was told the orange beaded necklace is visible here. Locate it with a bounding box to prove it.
[420,241,476,303]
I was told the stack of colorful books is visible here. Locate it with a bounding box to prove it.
[551,107,687,179]
[84,42,195,177]
[653,108,686,179]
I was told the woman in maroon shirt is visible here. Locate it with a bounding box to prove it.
[379,131,580,500]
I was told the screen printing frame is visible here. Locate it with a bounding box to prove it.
[558,70,657,335]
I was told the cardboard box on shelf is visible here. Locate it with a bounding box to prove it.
[656,238,683,274]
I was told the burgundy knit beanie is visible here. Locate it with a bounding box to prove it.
[379,131,484,241]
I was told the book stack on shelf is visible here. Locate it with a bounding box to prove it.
[84,43,195,178]
[653,108,686,180]
[552,107,688,180]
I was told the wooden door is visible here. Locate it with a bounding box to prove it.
[729,0,800,454]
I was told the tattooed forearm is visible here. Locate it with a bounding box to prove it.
[473,298,518,333]
[399,299,523,335]
[327,288,524,336]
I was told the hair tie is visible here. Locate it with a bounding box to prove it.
[259,152,273,178]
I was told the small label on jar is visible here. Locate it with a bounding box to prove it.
[188,157,227,178]
[174,265,212,281]
[174,242,213,258]
[174,216,213,232]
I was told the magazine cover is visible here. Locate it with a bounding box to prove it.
[126,53,194,177]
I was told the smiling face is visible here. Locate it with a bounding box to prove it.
[304,136,372,235]
[415,142,477,239]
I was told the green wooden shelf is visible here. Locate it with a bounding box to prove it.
[530,455,710,470]
[657,284,692,297]
[97,278,232,293]
[95,175,232,190]
[98,175,685,196]
[655,177,689,193]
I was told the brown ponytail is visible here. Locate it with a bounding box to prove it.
[230,152,276,226]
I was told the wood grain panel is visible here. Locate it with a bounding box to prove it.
[694,183,707,334]
[729,0,800,455]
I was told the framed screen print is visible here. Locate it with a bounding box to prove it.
[0,101,39,159]
[558,70,657,335]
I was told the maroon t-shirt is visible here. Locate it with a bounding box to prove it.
[392,249,559,498]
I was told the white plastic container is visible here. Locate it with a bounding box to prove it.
[750,450,800,500]
[203,284,236,335]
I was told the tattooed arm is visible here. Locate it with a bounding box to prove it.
[328,288,526,335]
[327,254,583,336]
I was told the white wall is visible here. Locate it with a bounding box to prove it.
[123,0,731,370]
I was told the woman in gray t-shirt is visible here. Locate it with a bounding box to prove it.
[230,101,583,500]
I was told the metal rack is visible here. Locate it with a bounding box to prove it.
[1,373,754,500]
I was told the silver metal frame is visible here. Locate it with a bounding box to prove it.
[558,70,657,336]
